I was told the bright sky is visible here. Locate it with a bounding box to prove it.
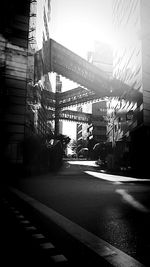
[50,0,113,59]
[49,0,113,140]
[48,0,113,140]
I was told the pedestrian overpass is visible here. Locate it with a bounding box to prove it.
[34,39,142,125]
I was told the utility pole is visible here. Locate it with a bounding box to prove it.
[54,75,62,136]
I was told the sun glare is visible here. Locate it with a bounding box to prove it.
[52,19,115,59]
[50,0,113,59]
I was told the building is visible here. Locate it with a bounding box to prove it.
[0,0,32,167]
[88,101,107,143]
[81,42,113,145]
[76,41,112,144]
[27,0,52,138]
[108,0,150,172]
[34,0,52,89]
[76,106,89,142]
[28,0,52,137]
[87,41,113,78]
[0,0,52,170]
[76,106,83,141]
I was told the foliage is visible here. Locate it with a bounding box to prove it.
[56,134,71,150]
[22,133,64,175]
[71,138,87,153]
[93,142,107,160]
[70,139,78,152]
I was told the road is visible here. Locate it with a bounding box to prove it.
[3,160,150,266]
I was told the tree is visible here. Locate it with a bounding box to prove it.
[70,139,78,153]
[70,138,88,155]
[56,134,71,155]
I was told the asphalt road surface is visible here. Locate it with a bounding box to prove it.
[4,160,150,266]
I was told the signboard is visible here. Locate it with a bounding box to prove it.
[47,109,91,123]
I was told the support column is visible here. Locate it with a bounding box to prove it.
[55,92,60,136]
[54,75,62,136]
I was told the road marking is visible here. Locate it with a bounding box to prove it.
[85,170,150,183]
[116,189,150,213]
[9,187,146,267]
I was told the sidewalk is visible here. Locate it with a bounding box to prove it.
[0,189,70,267]
[0,186,113,267]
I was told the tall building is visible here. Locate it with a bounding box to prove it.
[76,106,83,141]
[26,0,52,138]
[0,0,31,167]
[87,41,113,78]
[88,101,107,143]
[79,41,113,145]
[76,105,90,142]
[0,0,52,168]
[35,0,51,49]
[34,0,52,89]
[109,0,150,172]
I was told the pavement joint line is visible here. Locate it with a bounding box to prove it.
[9,186,146,267]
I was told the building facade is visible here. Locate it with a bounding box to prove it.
[87,41,113,78]
[0,0,52,169]
[76,41,113,145]
[0,0,31,167]
[108,0,150,172]
[76,106,89,142]
[88,101,107,143]
[27,0,52,138]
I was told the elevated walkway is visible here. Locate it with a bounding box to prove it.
[35,39,142,104]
